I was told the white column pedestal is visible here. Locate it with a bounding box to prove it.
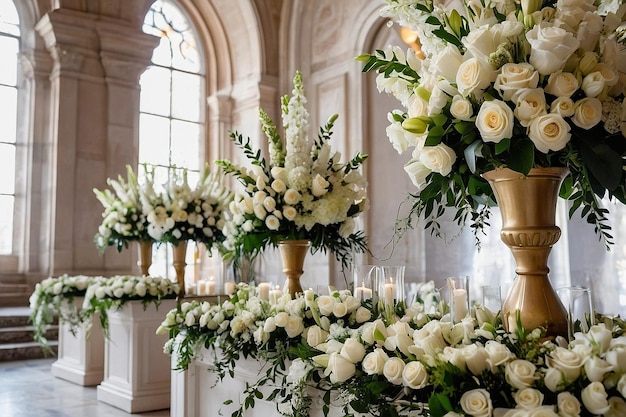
[50,306,105,386]
[97,299,175,413]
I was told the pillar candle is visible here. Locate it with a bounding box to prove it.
[453,288,468,322]
[258,282,270,301]
[207,277,216,295]
[384,280,396,305]
[224,281,236,296]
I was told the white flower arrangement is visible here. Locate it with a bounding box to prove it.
[217,71,369,269]
[159,280,626,417]
[358,0,626,245]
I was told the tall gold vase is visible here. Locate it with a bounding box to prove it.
[483,167,569,339]
[279,240,311,298]
[137,240,152,276]
[172,241,188,298]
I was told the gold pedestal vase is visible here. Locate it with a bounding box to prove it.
[279,240,311,298]
[172,241,188,298]
[137,240,153,276]
[483,167,569,339]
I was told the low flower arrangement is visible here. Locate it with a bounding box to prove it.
[29,274,180,353]
[160,282,626,417]
[216,71,369,269]
[357,0,626,245]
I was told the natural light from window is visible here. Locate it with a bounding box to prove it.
[140,0,205,277]
[0,0,19,254]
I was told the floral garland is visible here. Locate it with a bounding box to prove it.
[29,274,180,352]
[216,71,369,269]
[160,282,626,417]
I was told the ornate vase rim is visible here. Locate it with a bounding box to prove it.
[278,239,311,247]
[483,167,570,182]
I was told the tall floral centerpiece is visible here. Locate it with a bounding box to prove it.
[358,0,626,336]
[94,165,154,275]
[144,163,232,295]
[217,71,369,296]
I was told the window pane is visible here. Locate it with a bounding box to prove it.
[0,143,15,194]
[171,71,202,122]
[0,36,17,85]
[0,195,13,254]
[0,0,19,36]
[139,66,171,116]
[139,114,170,166]
[170,120,200,170]
[0,85,16,143]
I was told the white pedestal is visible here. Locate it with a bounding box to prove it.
[51,303,105,386]
[97,299,175,413]
[171,347,342,417]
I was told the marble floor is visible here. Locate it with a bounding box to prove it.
[0,359,170,417]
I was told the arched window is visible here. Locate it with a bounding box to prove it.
[140,0,206,278]
[0,0,20,255]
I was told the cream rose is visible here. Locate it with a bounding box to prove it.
[362,348,389,375]
[606,397,626,417]
[546,346,583,382]
[526,24,580,75]
[457,57,493,97]
[450,95,474,121]
[543,367,564,392]
[282,206,297,221]
[361,319,387,345]
[505,359,537,389]
[572,97,602,129]
[460,388,492,417]
[528,406,559,417]
[383,357,406,385]
[326,352,356,383]
[585,356,614,382]
[514,388,544,410]
[418,144,456,177]
[311,174,330,197]
[581,381,611,415]
[402,360,429,389]
[495,63,539,101]
[332,302,348,318]
[582,71,606,98]
[285,316,304,338]
[545,71,579,98]
[528,113,571,153]
[340,338,366,363]
[514,88,547,127]
[316,295,335,316]
[355,306,372,323]
[461,344,489,376]
[485,340,514,371]
[550,97,575,118]
[306,325,328,347]
[476,100,514,143]
[404,159,431,191]
[265,214,280,231]
[283,188,301,205]
[557,392,581,417]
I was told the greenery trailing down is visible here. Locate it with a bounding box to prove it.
[217,70,369,272]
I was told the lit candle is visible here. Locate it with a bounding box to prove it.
[453,288,468,322]
[207,277,216,295]
[354,286,373,301]
[224,281,236,296]
[197,280,207,295]
[269,285,282,304]
[186,284,196,296]
[258,282,270,301]
[384,278,396,305]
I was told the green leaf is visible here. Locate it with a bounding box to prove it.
[507,138,534,174]
[576,135,623,191]
[428,393,454,417]
[464,140,483,174]
[494,138,511,155]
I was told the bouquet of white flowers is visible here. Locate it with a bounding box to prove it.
[217,71,369,269]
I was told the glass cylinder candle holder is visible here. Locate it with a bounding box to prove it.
[378,266,405,307]
[557,286,594,340]
[352,264,377,302]
[447,276,470,323]
[482,285,502,313]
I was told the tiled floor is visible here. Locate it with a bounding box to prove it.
[0,359,170,417]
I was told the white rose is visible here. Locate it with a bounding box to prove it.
[495,63,539,101]
[432,44,464,82]
[265,215,280,231]
[311,174,330,197]
[514,88,547,127]
[340,338,366,363]
[285,316,304,338]
[383,357,406,385]
[476,100,514,143]
[606,397,626,417]
[460,388,493,417]
[617,374,626,398]
[419,144,456,176]
[545,71,579,98]
[546,346,583,383]
[283,189,301,205]
[450,95,474,121]
[557,392,581,417]
[440,346,466,372]
[572,97,602,129]
[588,324,613,353]
[501,409,528,417]
[461,344,490,376]
[316,295,335,316]
[528,113,571,153]
[362,348,389,375]
[543,367,564,392]
[263,317,276,333]
[593,63,618,87]
[581,71,606,98]
[361,319,387,345]
[485,340,514,371]
[306,325,328,347]
[550,97,575,118]
[355,306,372,323]
[526,24,580,75]
[332,302,348,318]
[253,203,267,220]
[584,356,614,382]
[274,311,289,327]
[528,406,558,417]
[385,333,414,357]
[514,388,544,410]
[271,179,286,193]
[282,206,297,221]
[402,360,429,389]
[505,359,537,390]
[387,120,418,154]
[326,352,355,383]
[404,159,431,190]
[581,381,610,415]
[457,57,493,97]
